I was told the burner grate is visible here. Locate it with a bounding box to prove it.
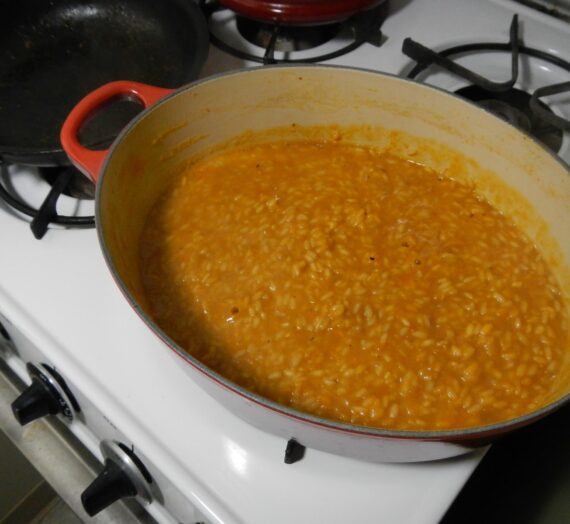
[284,438,306,464]
[530,81,570,132]
[200,0,386,64]
[402,15,570,153]
[454,85,564,154]
[236,16,341,52]
[404,16,521,93]
[0,163,95,239]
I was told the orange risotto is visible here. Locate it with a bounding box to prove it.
[139,140,568,430]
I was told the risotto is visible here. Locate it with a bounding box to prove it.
[139,140,568,430]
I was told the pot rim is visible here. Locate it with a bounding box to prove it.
[94,64,570,440]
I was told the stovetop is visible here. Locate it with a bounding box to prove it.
[0,0,568,523]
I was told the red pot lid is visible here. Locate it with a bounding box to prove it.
[219,0,385,25]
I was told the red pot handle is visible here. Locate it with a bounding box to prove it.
[60,81,174,182]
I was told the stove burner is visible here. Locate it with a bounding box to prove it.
[236,16,340,51]
[530,81,570,133]
[476,99,530,130]
[0,163,95,239]
[403,14,570,154]
[454,85,563,153]
[39,166,96,200]
[201,0,387,64]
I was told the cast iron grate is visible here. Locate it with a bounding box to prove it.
[0,163,95,239]
[284,438,306,464]
[200,0,386,65]
[402,15,570,152]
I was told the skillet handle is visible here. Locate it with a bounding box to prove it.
[60,81,174,182]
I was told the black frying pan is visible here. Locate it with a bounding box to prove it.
[0,0,209,166]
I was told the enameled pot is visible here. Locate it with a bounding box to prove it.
[61,66,570,462]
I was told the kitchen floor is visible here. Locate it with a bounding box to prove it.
[0,429,80,524]
[32,499,81,524]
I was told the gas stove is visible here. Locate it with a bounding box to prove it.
[0,1,568,523]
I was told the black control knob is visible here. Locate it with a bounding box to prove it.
[11,378,59,425]
[11,363,79,426]
[81,440,154,517]
[81,460,137,517]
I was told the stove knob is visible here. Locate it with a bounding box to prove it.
[11,363,79,425]
[81,459,137,516]
[11,378,59,425]
[81,440,154,517]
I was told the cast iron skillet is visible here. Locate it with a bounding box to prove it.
[0,0,209,166]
